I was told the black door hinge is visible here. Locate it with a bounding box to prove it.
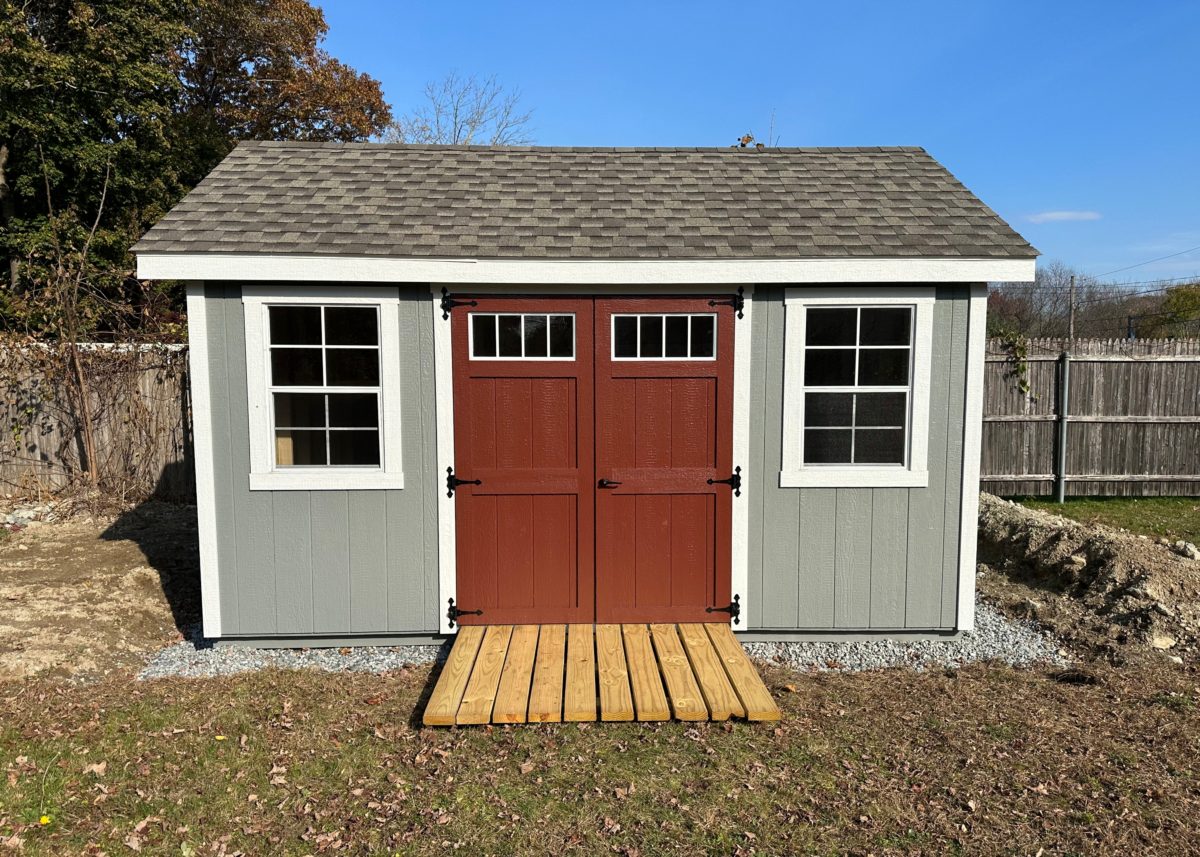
[708,286,745,319]
[447,598,482,628]
[446,466,481,498]
[440,286,477,320]
[707,465,742,497]
[707,594,741,625]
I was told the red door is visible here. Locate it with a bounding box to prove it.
[451,297,595,624]
[451,296,735,625]
[593,298,736,622]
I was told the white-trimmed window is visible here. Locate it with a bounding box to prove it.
[781,287,934,488]
[470,313,575,359]
[612,313,716,360]
[243,287,404,490]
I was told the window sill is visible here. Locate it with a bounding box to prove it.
[248,470,405,492]
[779,468,929,489]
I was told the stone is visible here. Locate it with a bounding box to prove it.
[1168,656,1184,665]
[1150,634,1177,650]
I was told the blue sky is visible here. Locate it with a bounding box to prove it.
[322,1,1200,283]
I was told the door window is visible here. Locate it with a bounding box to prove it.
[611,313,717,360]
[470,313,575,359]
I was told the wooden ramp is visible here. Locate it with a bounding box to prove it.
[423,623,781,726]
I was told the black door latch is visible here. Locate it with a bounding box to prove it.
[707,466,742,497]
[707,594,741,625]
[597,479,622,489]
[447,598,482,628]
[446,466,481,497]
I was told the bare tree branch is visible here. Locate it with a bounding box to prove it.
[384,73,534,145]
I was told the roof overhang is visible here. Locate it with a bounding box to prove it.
[136,253,1036,284]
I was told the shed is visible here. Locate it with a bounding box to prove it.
[135,142,1036,644]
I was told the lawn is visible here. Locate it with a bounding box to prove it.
[1014,496,1200,545]
[2,660,1198,855]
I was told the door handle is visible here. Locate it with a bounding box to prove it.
[597,479,622,489]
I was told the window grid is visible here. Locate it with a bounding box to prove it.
[611,313,717,360]
[267,304,382,469]
[802,306,913,467]
[469,313,575,360]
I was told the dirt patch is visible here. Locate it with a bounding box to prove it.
[0,502,199,682]
[977,493,1200,663]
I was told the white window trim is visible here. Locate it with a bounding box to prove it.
[610,313,718,361]
[781,286,935,488]
[243,285,404,490]
[467,312,577,361]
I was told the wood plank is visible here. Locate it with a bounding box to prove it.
[423,625,485,726]
[456,625,513,725]
[492,625,539,724]
[621,624,670,721]
[705,623,781,722]
[677,624,744,720]
[649,624,707,721]
[527,624,566,723]
[595,624,634,722]
[563,623,597,722]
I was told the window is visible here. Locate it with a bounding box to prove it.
[781,288,934,488]
[612,314,716,360]
[470,313,574,359]
[243,287,404,490]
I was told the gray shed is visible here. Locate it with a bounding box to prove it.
[135,142,1036,644]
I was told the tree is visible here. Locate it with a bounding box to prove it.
[1,0,391,336]
[384,73,533,145]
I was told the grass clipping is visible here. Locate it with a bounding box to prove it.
[977,493,1200,660]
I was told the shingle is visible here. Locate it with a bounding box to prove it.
[133,142,1037,260]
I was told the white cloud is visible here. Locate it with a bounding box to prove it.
[1026,210,1102,224]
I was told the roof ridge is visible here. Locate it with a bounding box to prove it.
[233,140,929,154]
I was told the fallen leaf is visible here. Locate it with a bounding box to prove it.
[519,762,535,775]
[84,761,107,777]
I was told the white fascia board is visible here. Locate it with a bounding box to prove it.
[138,253,1036,285]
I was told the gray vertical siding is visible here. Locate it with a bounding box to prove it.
[203,283,440,636]
[747,285,971,631]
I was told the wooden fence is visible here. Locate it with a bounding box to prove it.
[2,338,1198,501]
[981,338,1200,496]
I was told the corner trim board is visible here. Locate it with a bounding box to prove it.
[955,284,988,632]
[186,282,223,637]
[432,286,457,634]
[138,254,1036,285]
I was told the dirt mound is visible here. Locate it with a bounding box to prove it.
[977,493,1200,663]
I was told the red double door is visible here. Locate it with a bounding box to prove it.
[451,296,736,625]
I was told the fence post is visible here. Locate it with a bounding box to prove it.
[1054,350,1071,502]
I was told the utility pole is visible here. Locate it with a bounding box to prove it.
[1067,274,1076,345]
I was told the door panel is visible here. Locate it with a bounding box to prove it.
[594,298,735,623]
[451,298,594,624]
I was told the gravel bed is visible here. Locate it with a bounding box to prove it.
[742,597,1070,673]
[139,626,447,680]
[141,597,1066,680]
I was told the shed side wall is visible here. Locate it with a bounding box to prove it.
[203,283,440,636]
[747,285,971,631]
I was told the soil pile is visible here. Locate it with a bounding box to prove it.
[977,493,1200,662]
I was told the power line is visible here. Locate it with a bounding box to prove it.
[1093,244,1200,278]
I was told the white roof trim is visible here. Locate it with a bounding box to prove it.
[138,253,1035,284]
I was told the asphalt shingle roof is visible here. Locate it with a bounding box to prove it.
[134,142,1037,260]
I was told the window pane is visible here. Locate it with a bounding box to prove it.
[269,306,321,345]
[271,348,323,386]
[325,349,380,386]
[275,429,327,466]
[324,307,378,345]
[690,316,715,357]
[858,349,909,385]
[273,392,326,428]
[639,316,663,357]
[856,392,907,427]
[804,349,855,386]
[472,314,497,357]
[329,430,380,466]
[665,316,689,357]
[806,308,856,346]
[854,429,905,464]
[805,393,853,426]
[550,315,574,358]
[523,315,548,357]
[498,315,522,357]
[804,429,852,464]
[860,308,911,346]
[328,393,378,428]
[614,316,637,358]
